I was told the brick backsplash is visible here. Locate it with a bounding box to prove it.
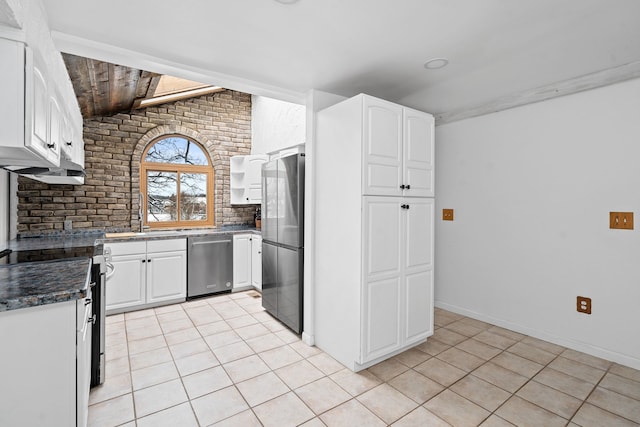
[17,90,257,235]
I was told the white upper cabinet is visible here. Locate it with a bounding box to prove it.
[363,97,403,196]
[65,111,85,166]
[403,107,435,197]
[47,91,62,162]
[29,52,53,162]
[230,154,268,204]
[362,95,434,197]
[60,109,82,165]
[0,38,61,167]
[0,18,84,176]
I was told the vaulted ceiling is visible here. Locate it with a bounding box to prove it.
[61,54,159,118]
[44,0,640,120]
[62,54,224,118]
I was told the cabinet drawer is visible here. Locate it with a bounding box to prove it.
[147,238,186,253]
[105,241,146,256]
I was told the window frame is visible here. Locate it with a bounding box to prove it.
[140,135,214,229]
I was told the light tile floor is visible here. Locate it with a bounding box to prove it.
[89,291,640,427]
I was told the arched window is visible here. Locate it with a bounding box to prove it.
[141,135,214,228]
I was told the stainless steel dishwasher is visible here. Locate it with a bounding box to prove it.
[187,234,233,298]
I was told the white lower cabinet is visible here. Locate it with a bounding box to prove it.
[361,196,434,363]
[233,233,252,290]
[233,233,262,291]
[315,195,434,371]
[147,249,188,303]
[105,239,186,314]
[251,235,262,290]
[107,251,146,311]
[0,292,92,427]
[76,287,93,427]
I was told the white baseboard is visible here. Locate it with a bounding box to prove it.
[301,331,314,346]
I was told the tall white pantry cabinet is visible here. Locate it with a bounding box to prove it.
[315,94,435,371]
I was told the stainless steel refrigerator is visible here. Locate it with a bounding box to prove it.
[261,153,304,334]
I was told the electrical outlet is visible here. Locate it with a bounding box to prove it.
[577,296,592,314]
[443,209,454,221]
[610,212,633,230]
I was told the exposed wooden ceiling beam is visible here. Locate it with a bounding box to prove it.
[109,62,140,113]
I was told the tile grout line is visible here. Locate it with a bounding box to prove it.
[172,304,204,427]
[193,297,253,426]
[191,295,315,426]
[429,325,577,426]
[203,298,265,426]
[481,342,566,426]
[93,299,640,427]
[440,327,625,426]
[423,325,529,425]
[560,357,640,426]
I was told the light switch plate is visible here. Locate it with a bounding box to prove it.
[610,212,633,230]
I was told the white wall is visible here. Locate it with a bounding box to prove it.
[251,95,305,155]
[303,89,347,346]
[435,77,640,369]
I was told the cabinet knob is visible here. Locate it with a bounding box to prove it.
[47,143,56,149]
[400,184,405,189]
[84,298,92,306]
[142,259,146,263]
[405,184,411,190]
[147,259,152,263]
[401,204,410,210]
[66,141,72,146]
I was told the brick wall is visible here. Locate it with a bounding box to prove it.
[17,90,257,235]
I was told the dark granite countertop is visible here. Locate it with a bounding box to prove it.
[0,226,260,312]
[98,226,261,243]
[8,232,104,252]
[1,232,103,312]
[0,258,92,312]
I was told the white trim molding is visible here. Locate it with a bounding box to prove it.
[436,61,640,125]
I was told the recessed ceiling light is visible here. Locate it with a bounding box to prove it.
[423,58,449,70]
[274,0,300,3]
